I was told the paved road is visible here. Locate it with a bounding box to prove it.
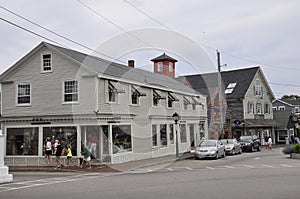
[1,147,299,199]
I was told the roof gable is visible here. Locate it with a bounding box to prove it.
[0,42,201,96]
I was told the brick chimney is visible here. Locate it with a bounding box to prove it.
[128,60,135,68]
[151,53,177,78]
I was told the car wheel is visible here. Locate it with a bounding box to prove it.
[215,152,219,159]
[195,157,199,160]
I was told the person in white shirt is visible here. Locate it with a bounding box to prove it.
[44,137,53,167]
[267,136,272,150]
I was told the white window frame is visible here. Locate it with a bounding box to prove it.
[63,80,79,104]
[16,83,31,106]
[256,103,262,114]
[169,62,173,72]
[264,103,270,114]
[254,79,262,96]
[157,62,163,72]
[41,52,52,73]
[279,106,285,111]
[248,102,254,114]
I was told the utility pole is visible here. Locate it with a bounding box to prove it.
[217,50,224,139]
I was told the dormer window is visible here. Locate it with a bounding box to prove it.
[41,53,52,72]
[183,96,191,110]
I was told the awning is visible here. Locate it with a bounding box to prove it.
[132,86,146,97]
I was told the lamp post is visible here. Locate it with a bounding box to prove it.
[173,112,180,158]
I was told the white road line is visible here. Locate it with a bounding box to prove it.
[185,167,193,170]
[243,165,255,168]
[166,168,174,171]
[261,164,274,168]
[206,166,215,170]
[280,164,293,168]
[224,166,235,169]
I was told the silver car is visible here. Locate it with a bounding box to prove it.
[194,139,226,159]
[221,139,242,155]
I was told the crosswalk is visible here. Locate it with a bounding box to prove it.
[0,173,115,193]
[128,163,300,173]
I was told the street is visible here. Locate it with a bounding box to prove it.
[1,147,300,199]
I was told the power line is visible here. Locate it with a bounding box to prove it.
[0,17,65,47]
[0,5,126,64]
[122,1,300,71]
[75,0,152,48]
[269,82,300,88]
[123,0,170,29]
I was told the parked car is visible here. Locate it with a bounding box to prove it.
[239,135,261,152]
[194,139,226,159]
[221,139,242,155]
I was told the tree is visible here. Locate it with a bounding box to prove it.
[281,95,300,100]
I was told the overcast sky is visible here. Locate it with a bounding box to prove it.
[1,0,300,98]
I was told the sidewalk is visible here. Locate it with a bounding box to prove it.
[8,152,194,173]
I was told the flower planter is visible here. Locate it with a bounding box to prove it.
[290,153,300,159]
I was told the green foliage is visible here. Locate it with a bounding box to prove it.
[281,95,300,100]
[293,144,300,154]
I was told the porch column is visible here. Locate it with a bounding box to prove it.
[0,133,13,183]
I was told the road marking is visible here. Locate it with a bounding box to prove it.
[206,166,215,170]
[224,165,235,169]
[185,167,193,170]
[280,164,293,168]
[243,165,255,168]
[261,164,274,168]
[166,168,174,171]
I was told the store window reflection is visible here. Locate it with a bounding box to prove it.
[6,128,39,155]
[112,125,132,154]
[43,127,77,156]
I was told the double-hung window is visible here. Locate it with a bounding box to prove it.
[17,83,31,105]
[41,53,52,72]
[131,85,146,105]
[168,92,178,108]
[256,103,262,114]
[64,80,78,103]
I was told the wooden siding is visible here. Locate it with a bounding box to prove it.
[1,48,96,117]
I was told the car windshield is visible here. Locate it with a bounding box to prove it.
[200,140,216,147]
[240,136,252,141]
[221,139,233,144]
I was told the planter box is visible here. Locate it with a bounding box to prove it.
[290,153,300,159]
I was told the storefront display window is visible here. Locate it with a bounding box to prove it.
[160,124,167,147]
[112,125,131,154]
[6,128,39,155]
[43,127,77,156]
[180,124,187,143]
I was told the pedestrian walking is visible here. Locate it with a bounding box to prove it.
[80,143,92,169]
[54,140,63,170]
[44,137,52,167]
[267,136,272,150]
[66,144,76,167]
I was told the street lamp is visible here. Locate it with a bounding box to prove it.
[172,112,180,158]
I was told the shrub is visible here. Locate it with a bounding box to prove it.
[293,144,300,154]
